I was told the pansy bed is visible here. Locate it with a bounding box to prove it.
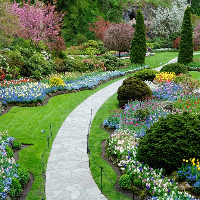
[103,73,200,200]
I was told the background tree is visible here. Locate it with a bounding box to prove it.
[151,0,188,39]
[11,0,66,51]
[193,23,200,50]
[189,0,200,16]
[130,9,146,64]
[0,0,21,47]
[103,23,135,58]
[88,16,111,41]
[178,6,193,64]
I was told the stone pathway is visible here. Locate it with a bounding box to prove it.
[45,78,125,200]
[154,53,200,71]
[46,53,200,199]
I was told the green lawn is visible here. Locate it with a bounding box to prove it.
[145,52,178,69]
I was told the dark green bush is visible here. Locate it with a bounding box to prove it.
[117,77,152,108]
[98,54,123,71]
[178,6,193,64]
[9,177,22,198]
[119,174,132,190]
[134,108,150,121]
[5,145,14,158]
[12,139,22,150]
[130,10,146,64]
[136,112,200,174]
[160,63,187,75]
[17,165,29,188]
[132,69,157,81]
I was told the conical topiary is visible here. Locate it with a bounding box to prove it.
[178,6,193,64]
[130,10,146,64]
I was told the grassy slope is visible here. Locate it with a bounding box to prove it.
[145,52,179,69]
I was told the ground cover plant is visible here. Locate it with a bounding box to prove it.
[0,131,29,199]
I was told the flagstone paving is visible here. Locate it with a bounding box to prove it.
[45,78,126,200]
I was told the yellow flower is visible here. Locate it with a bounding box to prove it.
[193,162,196,166]
[198,167,200,170]
[192,158,195,163]
[186,160,188,162]
[197,165,199,168]
[183,159,185,162]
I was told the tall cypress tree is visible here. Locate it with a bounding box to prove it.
[130,10,146,64]
[178,6,193,64]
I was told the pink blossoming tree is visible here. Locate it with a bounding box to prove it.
[11,0,66,51]
[103,23,135,58]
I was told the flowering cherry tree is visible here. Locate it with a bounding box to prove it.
[151,0,188,38]
[103,23,135,57]
[11,0,66,51]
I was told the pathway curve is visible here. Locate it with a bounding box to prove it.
[45,78,125,200]
[154,52,200,71]
[46,52,200,199]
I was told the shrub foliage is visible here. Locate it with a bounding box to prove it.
[132,69,157,82]
[130,10,146,64]
[136,112,200,174]
[178,6,193,64]
[160,63,187,75]
[117,76,152,108]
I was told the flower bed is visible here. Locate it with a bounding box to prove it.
[0,132,20,199]
[104,77,200,199]
[0,71,125,105]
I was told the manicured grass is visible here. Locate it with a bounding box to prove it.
[188,71,200,81]
[0,75,128,200]
[89,92,131,200]
[145,52,178,69]
[193,53,200,60]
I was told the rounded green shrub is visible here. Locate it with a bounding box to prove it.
[98,54,123,71]
[49,77,65,87]
[136,112,200,174]
[12,139,22,150]
[119,174,132,190]
[17,165,29,187]
[134,108,150,121]
[132,69,157,81]
[9,177,22,198]
[117,77,152,108]
[160,63,187,75]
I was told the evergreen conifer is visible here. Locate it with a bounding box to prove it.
[178,6,193,64]
[130,10,146,64]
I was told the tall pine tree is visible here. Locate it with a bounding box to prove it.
[130,10,146,64]
[178,6,193,64]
